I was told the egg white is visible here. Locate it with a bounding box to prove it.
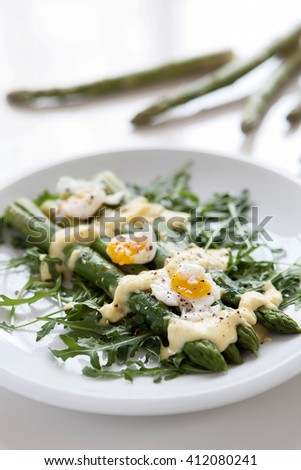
[56,176,123,220]
[151,262,221,317]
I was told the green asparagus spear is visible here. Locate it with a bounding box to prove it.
[241,50,301,133]
[63,243,168,333]
[132,26,301,125]
[3,200,56,252]
[211,271,242,308]
[213,271,301,334]
[126,292,170,337]
[183,340,227,372]
[94,170,133,202]
[7,50,234,107]
[237,324,259,355]
[91,237,146,275]
[255,307,301,334]
[286,97,301,124]
[65,244,123,298]
[92,229,181,273]
[222,343,243,365]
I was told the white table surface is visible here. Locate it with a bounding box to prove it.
[0,0,301,450]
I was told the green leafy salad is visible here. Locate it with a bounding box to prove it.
[0,165,300,382]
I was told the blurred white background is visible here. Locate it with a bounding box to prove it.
[1,0,301,450]
[0,0,301,187]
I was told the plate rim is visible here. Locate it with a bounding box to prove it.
[1,146,301,192]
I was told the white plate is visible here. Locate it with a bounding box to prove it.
[0,148,301,416]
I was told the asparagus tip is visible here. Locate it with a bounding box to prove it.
[131,112,150,127]
[7,90,32,106]
[286,111,301,125]
[241,118,257,134]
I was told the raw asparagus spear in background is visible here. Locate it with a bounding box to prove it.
[241,50,301,133]
[132,25,301,125]
[286,96,301,124]
[7,50,234,107]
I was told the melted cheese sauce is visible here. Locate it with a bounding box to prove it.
[99,247,228,322]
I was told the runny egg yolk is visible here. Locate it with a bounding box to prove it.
[107,238,148,265]
[171,272,212,299]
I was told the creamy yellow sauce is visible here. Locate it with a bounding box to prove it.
[162,281,282,358]
[238,281,282,319]
[99,247,229,322]
[162,308,249,358]
[104,196,190,238]
[100,270,158,323]
[48,222,101,277]
[39,254,52,281]
[253,323,271,344]
[165,246,229,274]
[40,199,60,219]
[67,249,82,271]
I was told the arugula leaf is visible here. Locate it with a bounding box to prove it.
[0,321,15,332]
[82,357,210,382]
[133,162,199,212]
[36,321,56,341]
[0,275,61,307]
[191,190,251,249]
[52,332,153,363]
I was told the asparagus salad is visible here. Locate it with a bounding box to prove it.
[0,165,301,382]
